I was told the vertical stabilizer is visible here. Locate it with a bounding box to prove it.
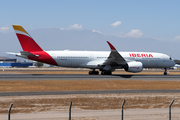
[12,25,43,52]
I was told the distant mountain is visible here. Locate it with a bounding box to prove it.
[0,28,180,59]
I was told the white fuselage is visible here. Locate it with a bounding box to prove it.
[11,25,175,75]
[46,50,175,69]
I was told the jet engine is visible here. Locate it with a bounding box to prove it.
[124,61,143,73]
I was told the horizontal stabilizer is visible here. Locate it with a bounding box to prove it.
[20,51,39,57]
[6,52,27,58]
[6,51,38,58]
[6,52,20,56]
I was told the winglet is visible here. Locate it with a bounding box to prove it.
[107,41,116,50]
[106,41,126,63]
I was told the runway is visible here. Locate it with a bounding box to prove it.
[1,89,180,96]
[0,74,180,81]
[0,74,180,96]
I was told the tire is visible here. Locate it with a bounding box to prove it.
[95,71,99,75]
[101,71,105,75]
[89,71,93,75]
[89,71,99,75]
[164,72,167,75]
[101,71,112,75]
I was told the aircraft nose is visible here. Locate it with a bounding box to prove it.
[172,60,176,66]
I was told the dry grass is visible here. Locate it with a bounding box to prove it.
[1,69,179,92]
[0,69,179,92]
[0,68,180,114]
[0,94,180,113]
[0,80,180,92]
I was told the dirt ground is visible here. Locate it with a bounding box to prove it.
[0,68,180,120]
[0,93,180,120]
[0,68,180,92]
[1,79,180,92]
[1,108,180,120]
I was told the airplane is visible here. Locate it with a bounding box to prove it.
[8,25,175,75]
[171,64,180,70]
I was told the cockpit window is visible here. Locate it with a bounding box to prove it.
[170,57,172,60]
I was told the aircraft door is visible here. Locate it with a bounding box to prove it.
[90,54,95,60]
[57,57,72,67]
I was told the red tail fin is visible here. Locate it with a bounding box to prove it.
[12,25,43,52]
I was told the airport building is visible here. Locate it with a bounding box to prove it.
[0,58,33,67]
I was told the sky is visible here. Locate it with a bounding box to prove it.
[1,0,180,59]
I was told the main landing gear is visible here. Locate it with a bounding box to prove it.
[101,70,112,75]
[89,70,99,75]
[89,70,112,75]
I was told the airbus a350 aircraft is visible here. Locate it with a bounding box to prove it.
[8,25,175,75]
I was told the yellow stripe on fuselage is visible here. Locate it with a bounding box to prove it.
[12,25,28,35]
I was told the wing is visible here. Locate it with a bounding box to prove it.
[103,41,126,66]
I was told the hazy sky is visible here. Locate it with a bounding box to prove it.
[1,0,180,60]
[1,0,180,40]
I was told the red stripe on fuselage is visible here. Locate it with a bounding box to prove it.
[28,51,58,66]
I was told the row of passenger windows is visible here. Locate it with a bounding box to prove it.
[57,56,89,58]
[97,57,108,59]
[56,56,160,60]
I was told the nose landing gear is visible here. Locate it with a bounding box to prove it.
[164,68,169,75]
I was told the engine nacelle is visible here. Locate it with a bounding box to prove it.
[124,61,143,73]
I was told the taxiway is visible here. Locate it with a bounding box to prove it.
[0,74,180,81]
[1,89,180,96]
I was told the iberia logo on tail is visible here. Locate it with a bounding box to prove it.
[12,25,43,52]
[13,25,29,36]
[12,25,58,66]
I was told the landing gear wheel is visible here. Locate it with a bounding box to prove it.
[89,71,93,75]
[94,71,99,75]
[89,71,99,75]
[101,71,106,75]
[101,71,112,75]
[164,68,168,75]
[164,72,167,75]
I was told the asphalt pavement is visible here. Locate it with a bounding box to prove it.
[0,74,180,81]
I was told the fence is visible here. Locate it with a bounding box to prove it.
[1,95,180,120]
